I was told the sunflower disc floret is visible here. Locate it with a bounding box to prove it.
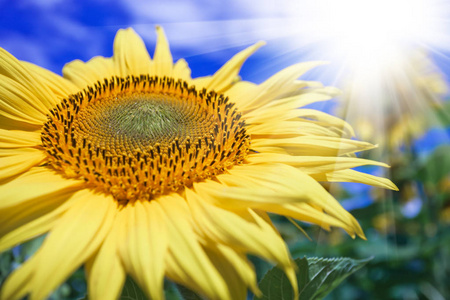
[41,75,250,203]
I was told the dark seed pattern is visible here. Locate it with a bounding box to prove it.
[41,75,250,203]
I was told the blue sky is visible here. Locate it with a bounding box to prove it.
[2,0,449,85]
[1,0,449,162]
[0,0,295,83]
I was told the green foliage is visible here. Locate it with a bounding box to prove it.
[418,145,450,185]
[302,257,372,300]
[116,278,189,300]
[431,100,450,127]
[255,257,371,300]
[120,277,148,300]
[175,284,203,300]
[256,260,298,300]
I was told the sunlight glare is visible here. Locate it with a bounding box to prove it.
[296,0,438,80]
[283,0,449,153]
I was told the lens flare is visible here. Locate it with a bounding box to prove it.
[284,0,449,73]
[280,0,450,154]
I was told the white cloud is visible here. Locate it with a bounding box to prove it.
[119,0,294,56]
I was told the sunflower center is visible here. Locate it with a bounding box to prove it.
[73,92,215,155]
[41,76,250,203]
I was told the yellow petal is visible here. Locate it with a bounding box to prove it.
[248,120,344,138]
[152,26,173,77]
[118,200,168,300]
[240,61,327,111]
[63,57,115,89]
[293,79,324,89]
[248,153,390,175]
[0,129,41,148]
[86,217,126,300]
[249,209,297,297]
[197,178,301,206]
[245,107,305,124]
[0,188,77,252]
[29,189,117,300]
[173,58,191,81]
[0,48,58,110]
[113,28,152,77]
[160,193,231,299]
[245,88,338,121]
[312,169,399,190]
[0,74,48,124]
[0,114,41,131]
[207,163,365,238]
[296,108,355,137]
[21,61,79,99]
[0,149,46,182]
[260,202,360,236]
[202,41,265,93]
[187,188,295,294]
[251,136,375,156]
[0,166,82,210]
[203,243,257,299]
[192,75,212,89]
[225,80,260,110]
[218,243,261,297]
[248,108,354,138]
[188,188,289,261]
[0,189,117,300]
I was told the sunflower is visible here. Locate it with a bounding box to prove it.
[0,27,397,300]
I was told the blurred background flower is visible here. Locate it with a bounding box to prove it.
[0,0,449,299]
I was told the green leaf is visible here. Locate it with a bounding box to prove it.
[120,276,147,300]
[255,257,372,300]
[301,257,372,300]
[255,259,300,300]
[297,257,309,292]
[0,251,13,285]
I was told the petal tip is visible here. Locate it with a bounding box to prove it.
[155,25,164,34]
[390,181,400,191]
[255,40,267,48]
